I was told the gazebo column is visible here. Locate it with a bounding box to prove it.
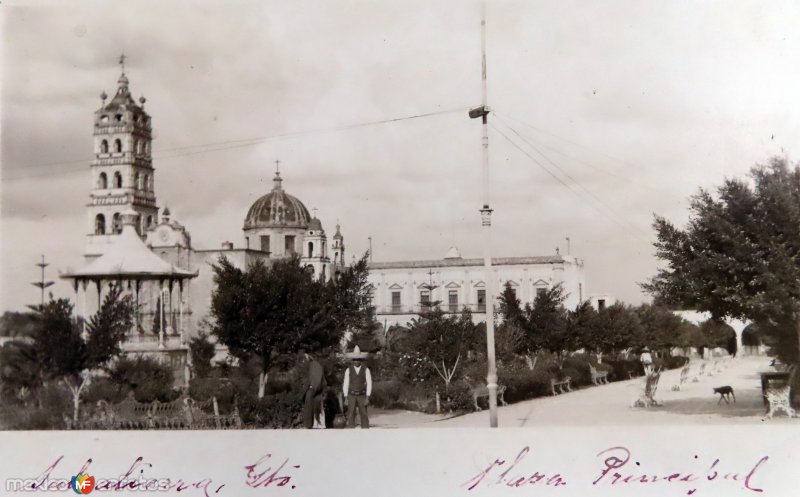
[168,279,175,335]
[159,281,166,349]
[95,280,102,308]
[134,280,141,334]
[179,280,185,346]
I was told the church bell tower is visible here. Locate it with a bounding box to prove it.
[86,55,158,258]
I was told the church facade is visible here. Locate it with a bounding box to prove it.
[78,65,345,359]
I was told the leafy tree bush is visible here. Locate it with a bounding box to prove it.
[645,158,800,363]
[189,333,216,379]
[106,356,179,403]
[210,254,374,398]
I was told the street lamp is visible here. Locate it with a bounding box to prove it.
[470,2,498,428]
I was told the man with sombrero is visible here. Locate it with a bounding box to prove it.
[342,345,372,428]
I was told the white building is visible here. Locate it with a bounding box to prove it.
[367,247,587,328]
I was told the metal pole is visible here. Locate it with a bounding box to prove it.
[479,1,499,428]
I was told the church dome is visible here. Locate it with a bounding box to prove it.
[243,171,311,230]
[308,217,323,231]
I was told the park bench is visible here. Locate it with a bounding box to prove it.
[764,365,797,419]
[550,376,572,396]
[671,362,691,391]
[589,365,609,385]
[69,395,242,430]
[632,372,662,408]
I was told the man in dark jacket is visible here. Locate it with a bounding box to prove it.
[302,353,326,429]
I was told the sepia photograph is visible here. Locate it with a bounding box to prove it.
[1,2,799,490]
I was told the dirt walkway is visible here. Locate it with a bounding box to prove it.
[371,356,796,428]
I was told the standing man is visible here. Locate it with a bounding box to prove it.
[302,352,326,429]
[343,345,372,429]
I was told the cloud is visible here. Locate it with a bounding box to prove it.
[3,0,800,312]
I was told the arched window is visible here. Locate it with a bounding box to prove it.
[113,171,123,188]
[146,215,153,228]
[306,265,315,276]
[100,115,109,124]
[94,214,106,235]
[134,172,141,190]
[143,174,150,192]
[100,140,109,154]
[98,172,108,189]
[135,214,142,235]
[145,142,150,156]
[308,242,314,258]
[114,139,123,153]
[114,114,123,122]
[133,140,139,155]
[149,175,154,191]
[112,213,122,234]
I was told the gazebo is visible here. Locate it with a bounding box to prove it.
[61,210,198,351]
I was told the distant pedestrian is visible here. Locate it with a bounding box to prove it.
[640,347,654,375]
[343,345,372,429]
[302,352,326,429]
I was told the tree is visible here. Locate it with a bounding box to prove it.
[405,308,475,394]
[567,301,601,356]
[529,284,570,357]
[634,304,692,354]
[210,254,374,398]
[644,158,800,363]
[25,284,133,422]
[594,303,644,355]
[189,333,216,379]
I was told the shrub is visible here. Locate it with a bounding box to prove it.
[657,355,688,370]
[499,368,554,403]
[561,356,592,386]
[107,356,180,403]
[1,383,71,430]
[605,357,644,381]
[371,379,403,408]
[83,377,127,405]
[237,391,303,429]
[440,382,473,412]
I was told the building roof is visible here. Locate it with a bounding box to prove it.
[62,210,197,282]
[308,217,323,231]
[243,171,311,230]
[444,246,462,259]
[368,255,567,270]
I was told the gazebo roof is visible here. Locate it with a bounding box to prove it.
[62,210,197,282]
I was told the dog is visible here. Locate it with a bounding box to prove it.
[713,386,736,405]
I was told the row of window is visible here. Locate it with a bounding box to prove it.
[99,113,149,125]
[94,212,153,235]
[387,287,549,312]
[96,171,153,191]
[98,138,150,155]
[254,235,333,258]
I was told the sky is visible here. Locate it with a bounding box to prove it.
[2,0,799,312]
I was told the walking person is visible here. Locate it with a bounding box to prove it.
[343,345,372,429]
[302,352,326,429]
[640,347,654,375]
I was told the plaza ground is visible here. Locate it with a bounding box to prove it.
[371,355,797,428]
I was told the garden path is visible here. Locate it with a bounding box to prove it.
[371,356,796,428]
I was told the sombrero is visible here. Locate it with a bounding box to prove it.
[345,345,369,360]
